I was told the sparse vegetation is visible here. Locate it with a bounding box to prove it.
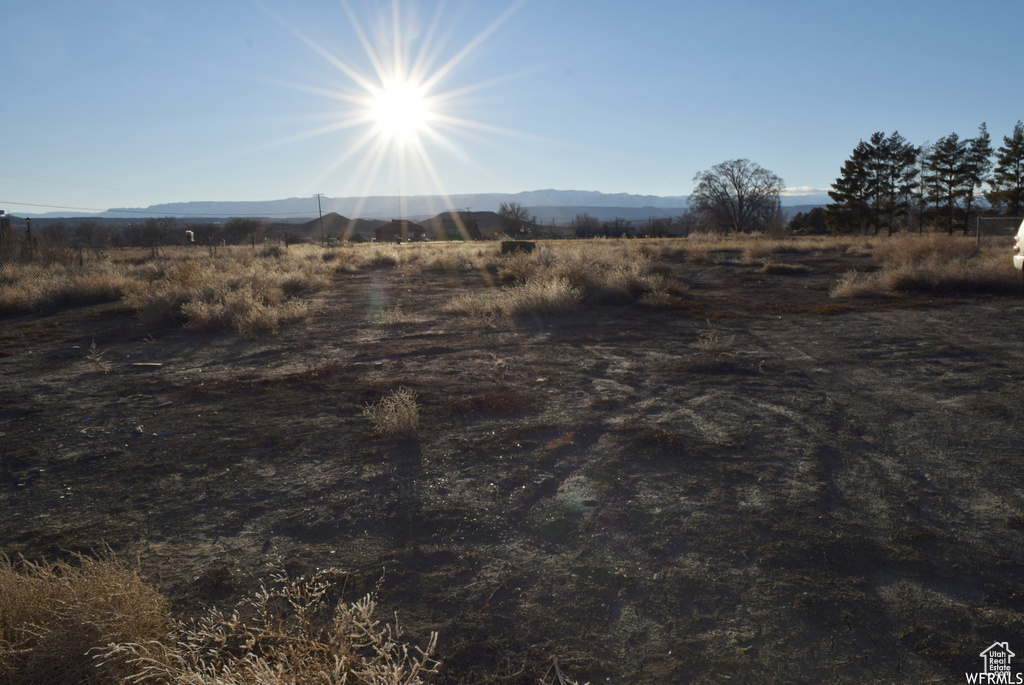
[103,565,440,685]
[0,554,439,685]
[4,232,1024,683]
[0,551,169,685]
[364,387,421,438]
[830,232,1016,297]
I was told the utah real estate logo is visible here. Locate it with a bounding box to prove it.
[967,642,1022,683]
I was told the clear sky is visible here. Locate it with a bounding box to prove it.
[3,0,1023,214]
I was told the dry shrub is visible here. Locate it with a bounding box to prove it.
[684,245,711,263]
[496,250,544,283]
[637,290,680,308]
[445,276,582,322]
[124,247,329,333]
[831,235,1018,298]
[181,288,309,336]
[0,263,131,315]
[693,321,736,355]
[103,565,440,685]
[424,249,471,274]
[872,232,978,266]
[760,260,809,275]
[742,240,776,262]
[443,293,497,327]
[368,247,400,268]
[0,552,169,685]
[550,244,602,291]
[829,270,882,298]
[500,277,583,316]
[449,242,687,322]
[364,387,421,438]
[259,244,285,259]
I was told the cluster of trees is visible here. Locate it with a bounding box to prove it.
[827,122,1024,234]
[27,217,270,248]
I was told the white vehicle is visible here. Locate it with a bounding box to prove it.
[1014,218,1024,271]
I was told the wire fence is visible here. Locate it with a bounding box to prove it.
[0,232,109,270]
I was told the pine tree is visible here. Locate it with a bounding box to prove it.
[924,133,969,234]
[827,140,873,233]
[963,123,993,233]
[876,131,920,236]
[987,121,1024,217]
[828,133,918,234]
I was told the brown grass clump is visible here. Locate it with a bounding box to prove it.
[424,248,473,274]
[502,276,584,316]
[445,276,583,322]
[364,387,421,438]
[831,234,1018,298]
[872,232,979,266]
[760,260,809,275]
[448,241,686,324]
[692,321,736,355]
[1,552,439,685]
[103,565,440,685]
[0,263,132,315]
[636,290,682,308]
[123,247,330,334]
[0,551,169,685]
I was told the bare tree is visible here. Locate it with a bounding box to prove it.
[571,212,601,230]
[690,159,785,233]
[498,201,530,235]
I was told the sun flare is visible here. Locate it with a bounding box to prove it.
[368,77,432,143]
[257,0,529,209]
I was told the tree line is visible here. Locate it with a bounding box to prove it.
[827,122,1024,235]
[688,122,1024,237]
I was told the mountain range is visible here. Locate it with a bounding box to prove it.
[92,189,827,222]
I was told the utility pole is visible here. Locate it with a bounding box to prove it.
[316,194,324,242]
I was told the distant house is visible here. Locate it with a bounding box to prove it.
[375,219,427,243]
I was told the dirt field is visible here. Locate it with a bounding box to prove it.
[3,238,1024,683]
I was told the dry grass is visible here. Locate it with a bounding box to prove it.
[122,247,331,334]
[445,277,583,322]
[692,321,736,355]
[0,245,334,334]
[501,277,584,316]
[830,234,1018,298]
[103,565,440,685]
[0,262,132,315]
[2,554,440,685]
[364,387,421,438]
[0,551,169,685]
[760,260,809,275]
[447,241,684,324]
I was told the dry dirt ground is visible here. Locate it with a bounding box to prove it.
[3,242,1024,683]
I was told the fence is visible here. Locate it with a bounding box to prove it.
[0,231,108,270]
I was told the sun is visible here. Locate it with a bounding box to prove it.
[256,0,529,205]
[368,77,433,143]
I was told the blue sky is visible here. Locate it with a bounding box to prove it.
[3,0,1022,214]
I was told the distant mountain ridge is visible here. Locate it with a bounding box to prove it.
[102,190,693,221]
[27,189,826,220]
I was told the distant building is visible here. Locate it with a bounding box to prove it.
[375,219,427,243]
[440,217,482,241]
